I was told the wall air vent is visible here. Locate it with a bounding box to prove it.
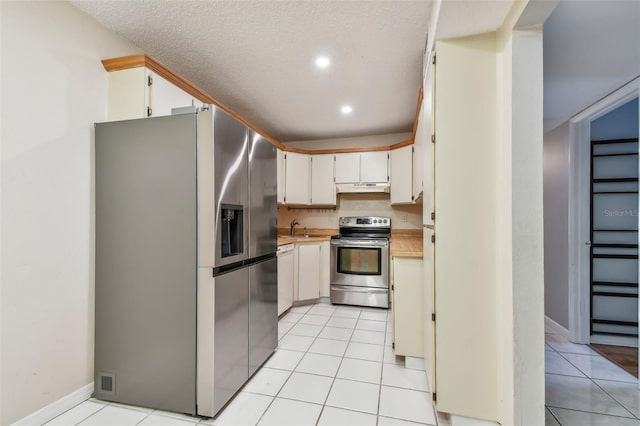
[99,373,115,396]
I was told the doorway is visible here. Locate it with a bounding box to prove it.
[589,99,639,346]
[568,81,639,378]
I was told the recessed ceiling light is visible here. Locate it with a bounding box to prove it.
[341,105,353,114]
[315,56,330,68]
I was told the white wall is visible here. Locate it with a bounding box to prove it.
[285,132,411,150]
[278,193,422,230]
[0,2,138,424]
[591,97,639,140]
[543,0,640,131]
[543,122,571,329]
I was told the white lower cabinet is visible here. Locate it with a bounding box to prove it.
[391,256,424,357]
[277,244,294,316]
[297,243,321,301]
[289,241,330,302]
[319,241,330,297]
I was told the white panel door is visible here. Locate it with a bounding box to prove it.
[434,36,499,420]
[334,153,361,183]
[393,257,424,357]
[413,99,427,200]
[277,149,285,204]
[360,151,389,183]
[284,152,310,204]
[297,244,320,300]
[149,71,195,117]
[390,145,413,204]
[423,60,435,227]
[311,154,336,205]
[319,241,331,297]
[277,249,294,315]
[107,68,147,121]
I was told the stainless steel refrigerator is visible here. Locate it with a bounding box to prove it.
[93,107,277,417]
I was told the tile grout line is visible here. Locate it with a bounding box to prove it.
[66,400,110,426]
[588,374,640,420]
[250,305,313,425]
[313,307,360,426]
[545,406,563,426]
[545,404,640,421]
[555,349,638,384]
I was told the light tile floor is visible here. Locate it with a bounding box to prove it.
[545,326,640,425]
[45,301,437,426]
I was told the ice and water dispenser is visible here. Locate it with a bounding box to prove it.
[221,204,244,257]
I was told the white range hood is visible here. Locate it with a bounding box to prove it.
[336,182,391,193]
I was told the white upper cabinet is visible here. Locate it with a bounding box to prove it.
[334,153,361,183]
[413,101,427,201]
[390,145,414,204]
[149,72,199,116]
[311,154,336,205]
[277,149,285,204]
[360,151,389,183]
[335,151,389,184]
[284,152,310,204]
[106,67,200,121]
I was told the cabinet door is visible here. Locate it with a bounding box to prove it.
[413,101,426,200]
[149,71,196,117]
[334,153,360,183]
[360,151,389,183]
[297,244,320,300]
[319,242,330,298]
[390,145,413,204]
[277,149,285,204]
[277,251,294,315]
[107,68,147,121]
[284,152,310,204]
[311,154,336,205]
[393,257,424,357]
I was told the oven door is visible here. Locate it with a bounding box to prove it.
[330,239,389,289]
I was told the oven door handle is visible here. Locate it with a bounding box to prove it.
[331,239,388,247]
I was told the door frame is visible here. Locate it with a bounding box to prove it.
[568,77,640,344]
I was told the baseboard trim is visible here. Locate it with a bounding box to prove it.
[545,315,569,338]
[12,382,93,426]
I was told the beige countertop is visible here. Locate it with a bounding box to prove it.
[390,230,424,258]
[277,227,424,258]
[277,228,337,246]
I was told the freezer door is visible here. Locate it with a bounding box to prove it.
[248,130,277,258]
[214,267,249,414]
[94,114,197,414]
[214,109,249,266]
[249,257,278,376]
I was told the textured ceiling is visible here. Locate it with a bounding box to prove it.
[543,0,640,131]
[72,0,432,142]
[435,0,515,40]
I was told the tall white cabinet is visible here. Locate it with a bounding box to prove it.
[390,145,414,204]
[284,152,311,204]
[277,149,286,204]
[311,155,336,205]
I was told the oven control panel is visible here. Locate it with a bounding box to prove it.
[339,216,391,228]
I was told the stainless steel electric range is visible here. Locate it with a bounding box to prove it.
[330,216,390,309]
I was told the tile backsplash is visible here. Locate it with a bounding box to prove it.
[278,193,422,230]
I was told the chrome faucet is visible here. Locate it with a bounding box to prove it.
[290,219,300,236]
